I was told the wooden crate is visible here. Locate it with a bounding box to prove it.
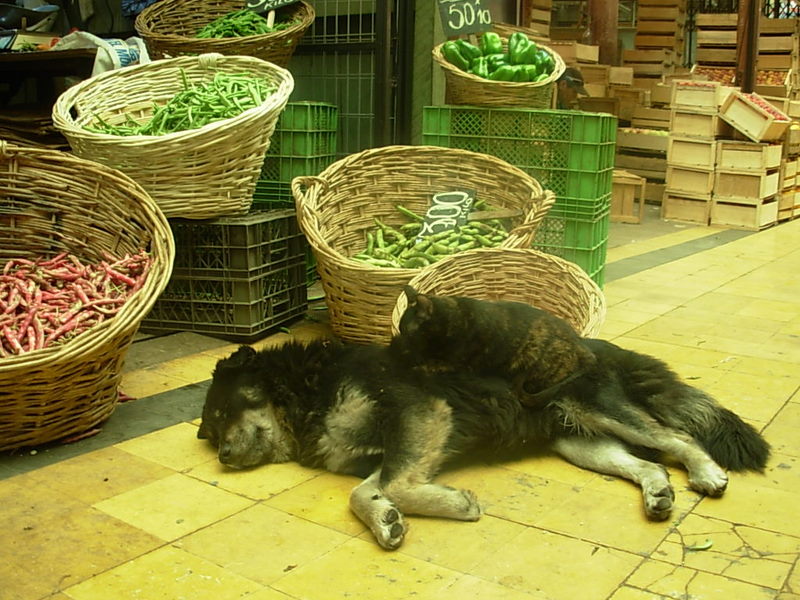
[617,128,670,153]
[581,64,610,85]
[713,169,780,202]
[612,170,647,223]
[695,47,737,65]
[671,80,720,109]
[666,165,715,195]
[719,91,792,142]
[716,141,783,171]
[645,181,666,202]
[623,48,674,65]
[616,151,668,181]
[550,42,600,64]
[635,33,684,49]
[661,191,711,224]
[610,87,649,121]
[667,136,717,169]
[710,198,779,230]
[609,66,634,86]
[633,76,665,91]
[695,14,737,29]
[638,6,685,20]
[650,83,672,106]
[669,109,734,139]
[696,29,737,47]
[633,106,671,130]
[638,20,683,34]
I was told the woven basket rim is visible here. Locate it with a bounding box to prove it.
[135,0,315,44]
[52,53,293,145]
[293,145,554,272]
[432,37,566,90]
[0,142,175,372]
[390,246,607,337]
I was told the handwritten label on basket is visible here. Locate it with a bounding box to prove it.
[418,190,475,239]
[246,0,297,14]
[438,0,492,37]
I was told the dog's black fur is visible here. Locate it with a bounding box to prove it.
[199,293,770,550]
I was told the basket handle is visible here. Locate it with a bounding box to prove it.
[291,175,328,202]
[197,53,226,69]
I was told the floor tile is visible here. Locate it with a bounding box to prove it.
[502,452,600,487]
[703,371,798,423]
[626,558,779,599]
[470,527,643,600]
[439,574,549,600]
[26,446,174,504]
[653,512,796,590]
[264,471,367,536]
[188,458,322,500]
[271,537,460,600]
[762,402,800,457]
[115,422,218,472]
[64,544,263,600]
[0,475,162,600]
[93,472,254,541]
[178,503,351,585]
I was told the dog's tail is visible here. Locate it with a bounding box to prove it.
[681,388,771,472]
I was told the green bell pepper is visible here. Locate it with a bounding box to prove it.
[469,56,489,79]
[533,72,550,82]
[455,39,482,63]
[519,42,541,67]
[479,31,503,56]
[441,41,470,72]
[485,52,510,73]
[537,49,555,74]
[521,64,540,81]
[508,32,532,65]
[489,64,522,81]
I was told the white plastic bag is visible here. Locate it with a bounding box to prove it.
[51,31,150,77]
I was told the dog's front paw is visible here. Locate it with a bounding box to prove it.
[643,484,675,521]
[374,506,407,550]
[689,463,728,497]
[459,488,482,521]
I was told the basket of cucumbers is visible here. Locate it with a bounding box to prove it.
[432,29,565,108]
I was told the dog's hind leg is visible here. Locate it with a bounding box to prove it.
[382,478,482,522]
[349,470,407,550]
[595,417,729,497]
[552,436,675,521]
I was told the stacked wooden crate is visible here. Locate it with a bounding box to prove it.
[777,155,798,221]
[622,48,675,90]
[616,128,669,203]
[632,0,686,88]
[527,0,553,40]
[712,141,782,230]
[662,81,726,224]
[695,14,737,70]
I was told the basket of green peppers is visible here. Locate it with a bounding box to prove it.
[432,30,565,108]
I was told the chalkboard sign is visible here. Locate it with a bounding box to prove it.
[246,0,297,14]
[418,190,476,238]
[437,0,492,38]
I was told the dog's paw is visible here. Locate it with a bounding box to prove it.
[374,506,407,550]
[643,484,675,521]
[459,488,482,521]
[689,463,728,497]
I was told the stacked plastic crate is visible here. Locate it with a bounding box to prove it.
[141,209,309,342]
[253,101,339,208]
[422,106,616,286]
[253,101,338,283]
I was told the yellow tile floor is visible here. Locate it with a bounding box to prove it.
[3,217,800,600]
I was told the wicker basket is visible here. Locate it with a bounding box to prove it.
[391,247,606,339]
[0,142,174,452]
[135,0,315,67]
[52,53,294,220]
[292,145,556,345]
[432,35,565,108]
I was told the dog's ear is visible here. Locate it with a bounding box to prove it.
[415,293,434,322]
[213,345,257,376]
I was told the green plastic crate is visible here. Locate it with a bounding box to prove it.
[267,130,337,157]
[277,101,338,132]
[260,155,336,187]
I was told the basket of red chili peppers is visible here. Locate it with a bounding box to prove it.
[433,29,565,108]
[0,142,174,452]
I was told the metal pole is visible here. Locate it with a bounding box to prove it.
[737,0,761,93]
[374,0,393,147]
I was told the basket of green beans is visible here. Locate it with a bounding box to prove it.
[52,53,294,220]
[292,145,556,345]
[136,0,314,68]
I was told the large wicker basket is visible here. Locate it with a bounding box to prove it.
[392,247,606,338]
[432,34,565,108]
[0,142,174,452]
[292,145,556,344]
[135,0,315,67]
[52,53,294,220]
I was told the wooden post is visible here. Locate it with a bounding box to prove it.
[589,0,618,65]
[737,0,761,93]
